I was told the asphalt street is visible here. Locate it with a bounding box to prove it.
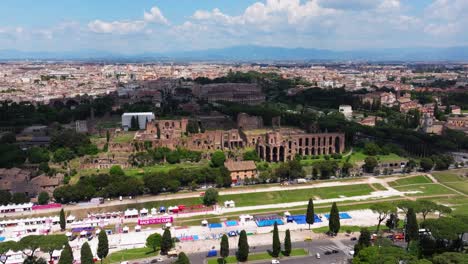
[186,238,357,264]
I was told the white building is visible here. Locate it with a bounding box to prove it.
[339,105,353,120]
[121,112,155,131]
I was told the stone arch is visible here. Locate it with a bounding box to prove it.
[299,138,303,146]
[298,148,303,155]
[272,147,278,162]
[305,138,309,146]
[305,148,309,155]
[266,146,271,162]
[335,136,341,153]
[329,147,333,154]
[279,146,285,162]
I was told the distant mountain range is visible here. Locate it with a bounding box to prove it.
[1,45,468,62]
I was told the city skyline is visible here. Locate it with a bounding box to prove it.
[1,0,467,54]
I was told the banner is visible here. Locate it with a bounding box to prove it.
[138,217,173,225]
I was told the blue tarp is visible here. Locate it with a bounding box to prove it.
[324,212,352,220]
[288,214,322,224]
[208,223,223,228]
[225,220,239,227]
[0,237,5,242]
[256,219,284,227]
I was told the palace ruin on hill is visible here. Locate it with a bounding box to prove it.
[133,113,345,162]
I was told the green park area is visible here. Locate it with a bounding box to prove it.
[299,149,405,167]
[433,170,468,195]
[112,132,136,143]
[388,175,433,187]
[207,248,308,264]
[104,247,158,264]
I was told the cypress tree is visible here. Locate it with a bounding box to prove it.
[272,222,281,257]
[161,229,173,255]
[405,208,419,245]
[80,242,94,264]
[237,230,249,262]
[220,234,229,262]
[175,252,190,264]
[328,202,341,234]
[353,228,371,256]
[284,229,291,257]
[306,198,315,230]
[59,209,66,231]
[58,243,73,264]
[97,231,109,264]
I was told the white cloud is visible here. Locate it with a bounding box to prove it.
[88,20,146,34]
[144,6,169,25]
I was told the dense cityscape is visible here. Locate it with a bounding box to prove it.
[1,1,468,264]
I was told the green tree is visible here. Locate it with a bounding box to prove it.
[416,200,438,221]
[37,192,49,205]
[161,229,173,255]
[284,229,291,257]
[40,235,68,261]
[97,230,109,264]
[370,203,396,232]
[220,234,229,263]
[211,151,226,167]
[352,245,417,264]
[405,208,419,245]
[397,200,417,214]
[436,204,452,217]
[11,192,29,204]
[432,252,468,264]
[237,230,249,262]
[27,147,50,164]
[353,228,371,257]
[146,233,162,252]
[0,241,17,264]
[106,130,110,143]
[80,242,94,264]
[272,222,281,257]
[58,243,73,264]
[23,256,47,264]
[109,165,125,177]
[59,209,66,231]
[305,198,315,230]
[243,150,260,162]
[174,252,190,264]
[17,235,43,257]
[329,202,341,234]
[420,158,434,171]
[203,188,219,206]
[363,157,378,173]
[0,190,11,205]
[364,143,381,156]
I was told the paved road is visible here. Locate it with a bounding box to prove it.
[186,238,356,264]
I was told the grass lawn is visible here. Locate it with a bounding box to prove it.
[388,175,432,187]
[207,248,308,264]
[432,171,466,183]
[104,247,158,264]
[370,183,388,191]
[218,184,375,207]
[393,183,457,196]
[443,182,468,195]
[112,133,135,143]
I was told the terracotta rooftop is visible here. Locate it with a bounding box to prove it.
[224,160,257,172]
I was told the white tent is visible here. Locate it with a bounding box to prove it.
[65,232,72,237]
[150,208,157,215]
[140,208,149,216]
[124,209,138,217]
[224,200,235,208]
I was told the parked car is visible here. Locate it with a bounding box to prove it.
[271,260,280,264]
[324,251,332,255]
[316,253,321,259]
[350,237,357,241]
[332,250,339,254]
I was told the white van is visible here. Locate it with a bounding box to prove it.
[316,253,321,259]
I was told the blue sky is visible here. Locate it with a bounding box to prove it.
[0,0,467,53]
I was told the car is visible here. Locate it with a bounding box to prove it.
[271,260,280,264]
[350,237,357,241]
[150,258,163,263]
[332,250,339,254]
[324,251,332,255]
[349,250,355,256]
[315,253,321,259]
